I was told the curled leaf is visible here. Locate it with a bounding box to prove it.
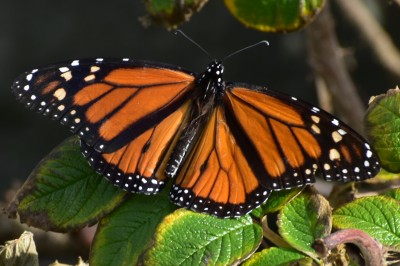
[0,231,38,266]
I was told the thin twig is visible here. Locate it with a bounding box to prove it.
[260,216,292,248]
[315,76,334,113]
[337,0,400,78]
[306,2,365,133]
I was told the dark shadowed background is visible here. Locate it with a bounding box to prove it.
[0,0,399,263]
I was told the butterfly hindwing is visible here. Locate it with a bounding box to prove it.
[224,83,380,190]
[170,107,272,218]
[81,100,192,194]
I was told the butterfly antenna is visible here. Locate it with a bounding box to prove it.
[223,40,269,61]
[174,30,212,60]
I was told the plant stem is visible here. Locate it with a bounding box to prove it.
[306,2,365,133]
[336,0,400,78]
[314,229,386,266]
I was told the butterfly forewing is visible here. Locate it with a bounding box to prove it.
[224,83,380,190]
[12,58,196,153]
[12,58,196,193]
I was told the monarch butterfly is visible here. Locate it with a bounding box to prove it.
[12,44,380,218]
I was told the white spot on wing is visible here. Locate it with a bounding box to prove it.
[311,124,321,134]
[84,74,95,82]
[53,88,67,101]
[329,149,341,161]
[311,115,320,124]
[338,129,347,135]
[312,107,320,113]
[71,60,79,66]
[332,131,343,143]
[59,67,69,73]
[61,71,72,81]
[91,66,100,73]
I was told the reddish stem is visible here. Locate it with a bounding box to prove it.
[314,229,386,266]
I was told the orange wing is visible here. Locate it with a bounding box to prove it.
[82,100,191,194]
[13,58,381,218]
[12,58,195,152]
[171,83,380,218]
[222,83,380,190]
[12,58,196,193]
[171,107,271,218]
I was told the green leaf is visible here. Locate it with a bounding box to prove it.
[383,187,400,200]
[251,189,303,219]
[224,0,325,32]
[372,169,400,182]
[261,188,303,214]
[364,88,400,172]
[278,187,331,258]
[141,0,208,29]
[0,231,38,266]
[242,247,309,266]
[333,196,400,251]
[6,137,125,232]
[90,189,177,265]
[144,209,262,265]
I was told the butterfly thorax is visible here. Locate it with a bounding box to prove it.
[165,61,225,178]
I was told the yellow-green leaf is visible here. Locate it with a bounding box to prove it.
[224,0,325,32]
[6,137,125,232]
[333,196,400,251]
[365,87,400,172]
[144,209,262,265]
[278,188,331,258]
[90,189,176,265]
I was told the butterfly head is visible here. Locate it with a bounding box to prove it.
[201,60,224,89]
